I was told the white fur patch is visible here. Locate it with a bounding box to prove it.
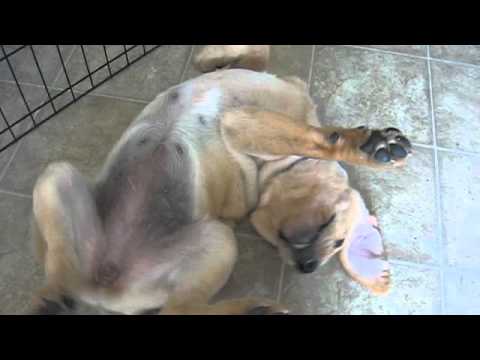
[190,87,223,120]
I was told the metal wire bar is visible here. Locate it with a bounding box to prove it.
[80,45,95,88]
[123,45,130,65]
[56,45,76,100]
[102,45,113,76]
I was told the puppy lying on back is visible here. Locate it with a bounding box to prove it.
[29,45,411,315]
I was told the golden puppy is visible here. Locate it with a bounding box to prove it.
[29,46,410,315]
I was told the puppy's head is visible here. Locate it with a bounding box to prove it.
[251,160,361,274]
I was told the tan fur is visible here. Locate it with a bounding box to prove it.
[29,46,408,315]
[251,160,352,262]
[194,45,270,73]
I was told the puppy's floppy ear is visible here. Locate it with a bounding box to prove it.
[338,193,391,296]
[339,214,391,296]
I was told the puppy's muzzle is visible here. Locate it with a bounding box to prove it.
[292,246,319,274]
[297,258,319,274]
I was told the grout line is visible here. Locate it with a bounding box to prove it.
[344,45,428,60]
[0,140,21,183]
[436,146,480,157]
[276,262,286,303]
[391,258,480,277]
[179,45,195,83]
[412,142,435,150]
[430,57,480,70]
[0,189,32,199]
[412,141,480,157]
[307,45,316,91]
[427,45,447,315]
[0,79,61,91]
[344,45,480,70]
[0,79,150,105]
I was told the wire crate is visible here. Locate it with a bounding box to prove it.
[0,45,161,153]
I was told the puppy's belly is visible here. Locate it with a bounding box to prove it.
[92,136,196,289]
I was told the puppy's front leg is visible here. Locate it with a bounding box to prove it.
[221,108,412,169]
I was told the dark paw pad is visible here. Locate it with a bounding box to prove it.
[374,148,391,163]
[33,299,64,315]
[61,296,76,310]
[246,306,288,315]
[389,143,408,160]
[360,130,384,155]
[384,127,401,134]
[360,128,412,164]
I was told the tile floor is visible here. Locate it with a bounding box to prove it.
[0,45,479,315]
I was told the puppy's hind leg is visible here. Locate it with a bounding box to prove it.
[193,45,270,73]
[153,220,288,315]
[162,298,289,315]
[30,162,104,314]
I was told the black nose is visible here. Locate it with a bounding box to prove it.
[297,259,319,274]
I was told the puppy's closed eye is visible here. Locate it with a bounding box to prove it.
[317,214,336,233]
[334,239,345,248]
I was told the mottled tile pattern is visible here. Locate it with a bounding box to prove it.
[358,45,427,56]
[0,193,32,253]
[0,144,16,178]
[0,194,42,315]
[214,222,282,302]
[0,251,43,315]
[344,147,439,265]
[311,46,432,145]
[439,152,480,268]
[431,45,480,65]
[1,44,479,315]
[0,95,145,195]
[267,45,313,81]
[432,61,480,153]
[281,259,442,315]
[444,269,480,315]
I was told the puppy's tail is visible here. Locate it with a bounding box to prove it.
[193,45,270,73]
